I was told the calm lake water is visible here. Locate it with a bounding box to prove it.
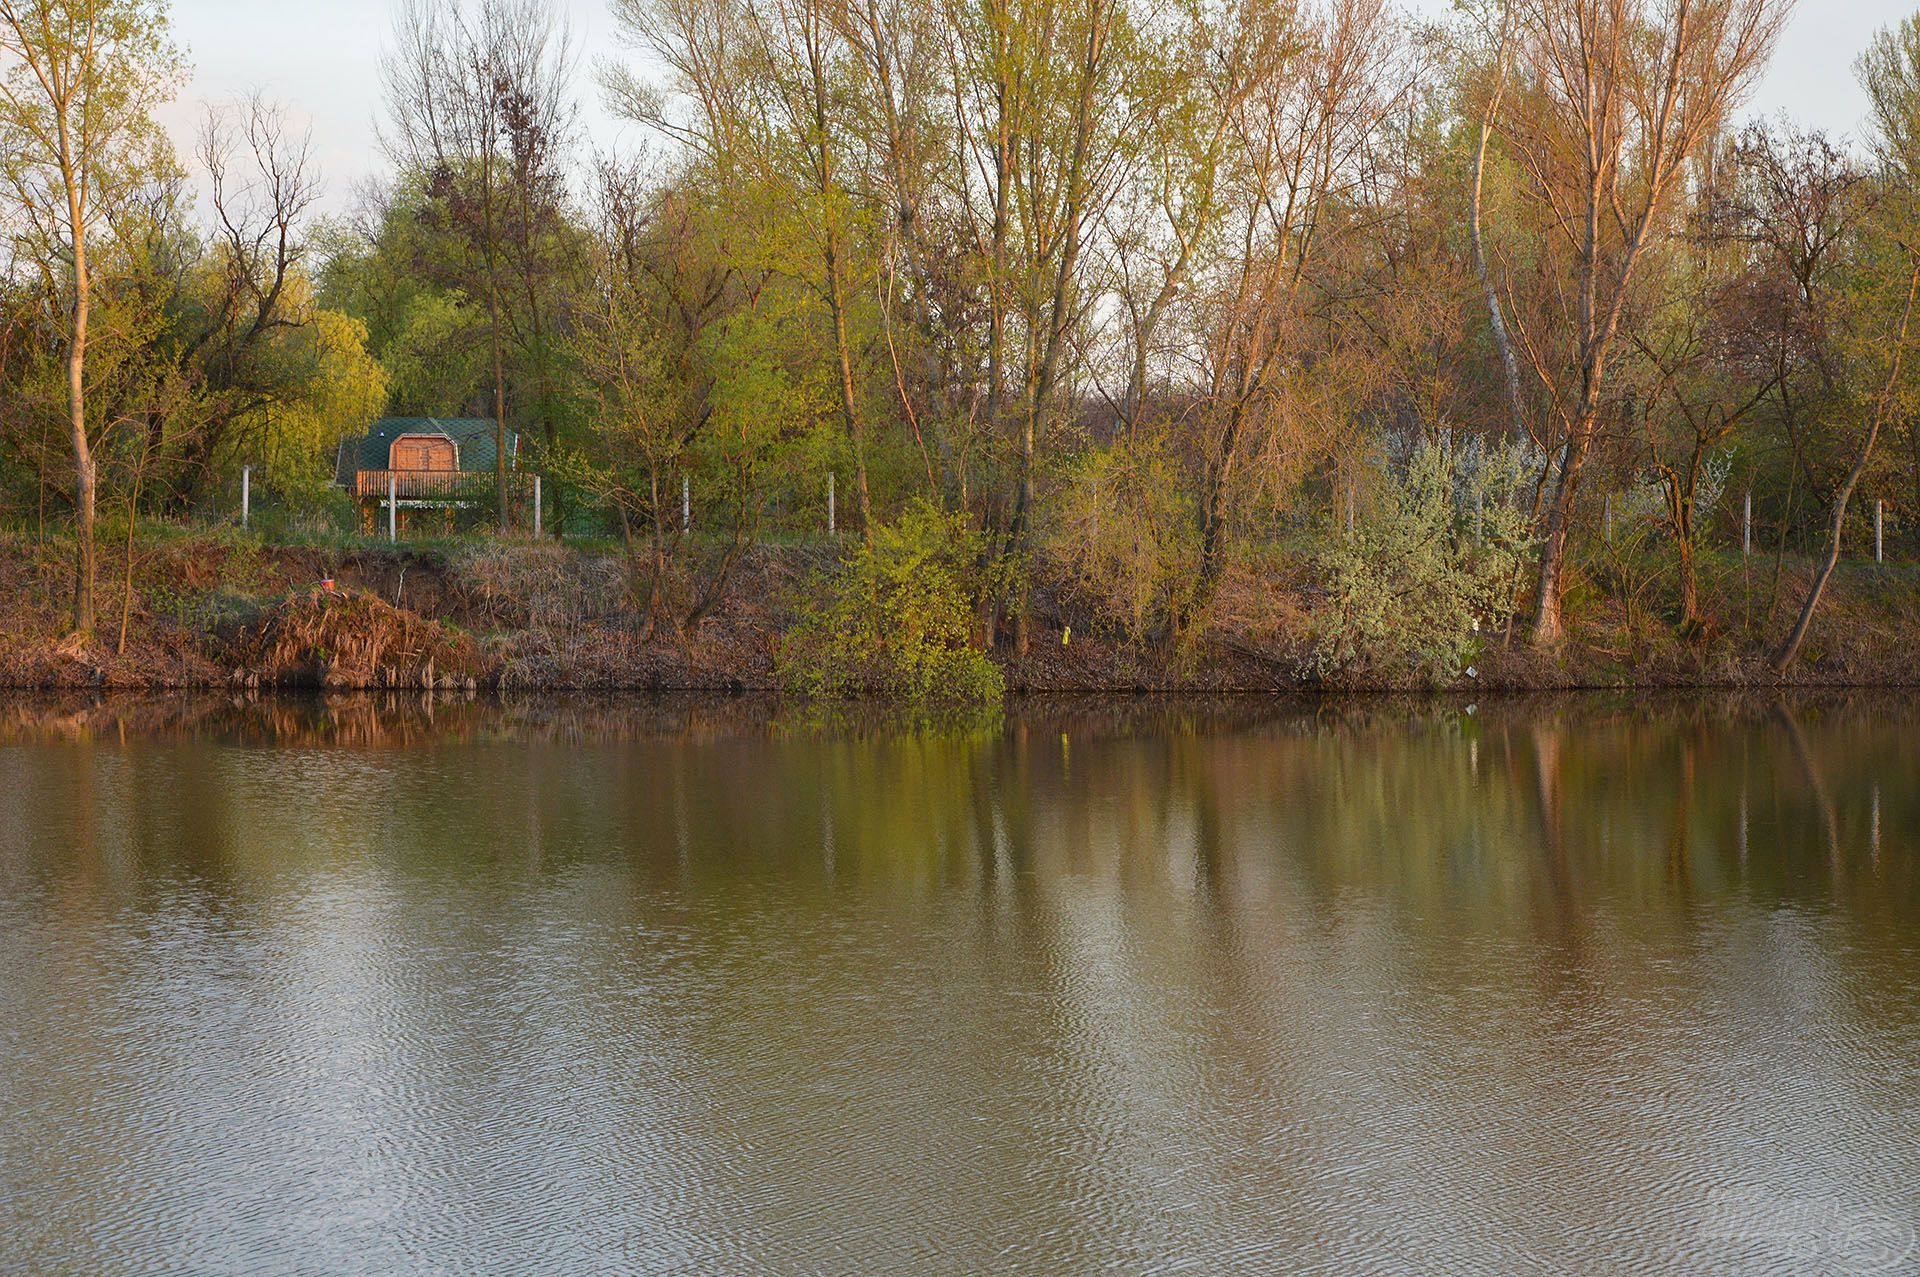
[1,693,1917,1275]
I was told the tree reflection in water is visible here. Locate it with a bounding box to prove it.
[0,691,1916,1274]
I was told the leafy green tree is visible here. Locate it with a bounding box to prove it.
[382,0,577,529]
[252,305,388,503]
[566,163,732,633]
[381,292,486,417]
[0,0,182,635]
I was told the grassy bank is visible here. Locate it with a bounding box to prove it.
[1,524,1917,693]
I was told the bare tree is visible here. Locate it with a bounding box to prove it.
[1492,0,1791,646]
[1721,125,1864,621]
[571,157,747,636]
[157,93,325,491]
[1187,0,1405,618]
[1003,0,1129,652]
[1765,16,1920,671]
[1858,11,1920,535]
[1625,256,1777,634]
[742,0,877,538]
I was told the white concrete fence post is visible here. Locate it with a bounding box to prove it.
[241,465,251,530]
[1743,491,1752,557]
[388,472,398,543]
[533,475,542,540]
[682,475,691,535]
[1876,498,1884,564]
[828,472,836,537]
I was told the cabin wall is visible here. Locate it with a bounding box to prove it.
[389,434,459,472]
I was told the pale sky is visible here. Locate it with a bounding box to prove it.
[155,0,1919,215]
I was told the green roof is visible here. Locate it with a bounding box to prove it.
[334,418,517,484]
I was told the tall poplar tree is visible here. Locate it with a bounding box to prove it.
[0,0,180,636]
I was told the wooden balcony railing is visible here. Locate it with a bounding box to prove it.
[352,470,530,501]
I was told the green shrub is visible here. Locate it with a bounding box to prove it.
[1310,441,1535,680]
[779,501,1005,704]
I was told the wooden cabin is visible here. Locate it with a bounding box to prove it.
[334,417,521,530]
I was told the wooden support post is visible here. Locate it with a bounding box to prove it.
[388,473,398,543]
[242,465,251,530]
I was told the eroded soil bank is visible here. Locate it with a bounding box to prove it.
[2,532,1917,692]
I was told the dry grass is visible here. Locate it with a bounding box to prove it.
[233,587,486,690]
[449,543,631,628]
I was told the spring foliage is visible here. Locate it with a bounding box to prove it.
[1047,433,1199,645]
[779,503,1004,704]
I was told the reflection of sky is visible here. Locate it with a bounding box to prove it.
[1,704,1917,1272]
[155,0,1915,216]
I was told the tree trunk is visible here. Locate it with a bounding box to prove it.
[1013,407,1034,657]
[807,20,872,543]
[64,140,95,639]
[1529,440,1587,645]
[649,467,672,638]
[480,130,509,534]
[825,247,871,539]
[490,288,509,533]
[1009,0,1110,659]
[1192,401,1246,623]
[982,0,1012,445]
[1469,4,1526,441]
[1676,532,1699,635]
[1774,475,1860,673]
[1768,428,1798,623]
[1529,141,1614,649]
[117,447,147,657]
[68,305,95,638]
[1668,467,1701,635]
